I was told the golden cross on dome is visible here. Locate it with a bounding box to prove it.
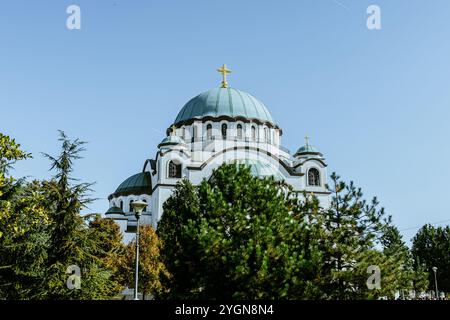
[217,64,231,88]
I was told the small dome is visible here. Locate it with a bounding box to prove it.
[174,87,275,126]
[109,172,152,199]
[105,206,124,215]
[295,137,322,156]
[296,145,320,154]
[158,135,186,148]
[230,159,284,181]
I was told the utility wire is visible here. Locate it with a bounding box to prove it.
[399,219,450,232]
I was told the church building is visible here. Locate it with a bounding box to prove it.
[105,65,331,235]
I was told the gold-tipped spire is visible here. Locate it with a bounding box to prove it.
[217,64,232,88]
[305,135,310,146]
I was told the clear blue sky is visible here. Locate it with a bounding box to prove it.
[1,0,450,244]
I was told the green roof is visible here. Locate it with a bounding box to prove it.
[105,206,124,215]
[174,87,275,125]
[111,172,152,198]
[158,135,186,148]
[296,144,320,155]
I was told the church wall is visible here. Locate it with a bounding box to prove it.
[295,192,331,210]
[110,194,151,213]
[158,153,186,184]
[151,186,174,226]
[178,121,278,146]
[109,118,329,236]
[150,189,160,227]
[115,219,128,238]
[300,160,327,191]
[186,148,290,185]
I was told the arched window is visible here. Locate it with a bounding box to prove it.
[192,126,198,142]
[237,124,243,139]
[182,127,186,140]
[264,128,269,142]
[221,124,227,139]
[168,161,182,178]
[207,124,212,140]
[308,168,321,186]
[119,201,123,210]
[251,126,256,141]
[142,199,147,211]
[129,200,134,212]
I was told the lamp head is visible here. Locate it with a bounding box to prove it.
[432,267,437,272]
[131,200,147,217]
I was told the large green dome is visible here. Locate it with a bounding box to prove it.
[174,87,275,126]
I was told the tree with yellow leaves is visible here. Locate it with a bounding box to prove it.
[118,225,169,299]
[0,133,51,298]
[0,131,128,299]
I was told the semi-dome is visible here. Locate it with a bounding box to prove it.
[174,87,276,126]
[109,171,152,199]
[230,159,284,181]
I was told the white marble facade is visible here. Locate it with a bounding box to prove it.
[106,79,331,237]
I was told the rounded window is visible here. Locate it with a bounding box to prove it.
[237,124,243,139]
[168,160,182,178]
[129,200,134,212]
[308,168,321,186]
[221,124,227,139]
[264,127,270,142]
[207,124,212,140]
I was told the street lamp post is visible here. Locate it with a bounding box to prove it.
[432,267,438,300]
[130,200,147,301]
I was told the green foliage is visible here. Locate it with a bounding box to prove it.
[412,224,450,292]
[0,133,36,239]
[0,130,440,300]
[155,179,201,298]
[158,164,324,299]
[0,131,125,299]
[313,173,390,299]
[0,134,49,299]
[88,214,126,296]
[0,133,31,176]
[118,225,169,299]
[37,131,122,299]
[381,225,428,296]
[158,167,431,300]
[315,173,428,299]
